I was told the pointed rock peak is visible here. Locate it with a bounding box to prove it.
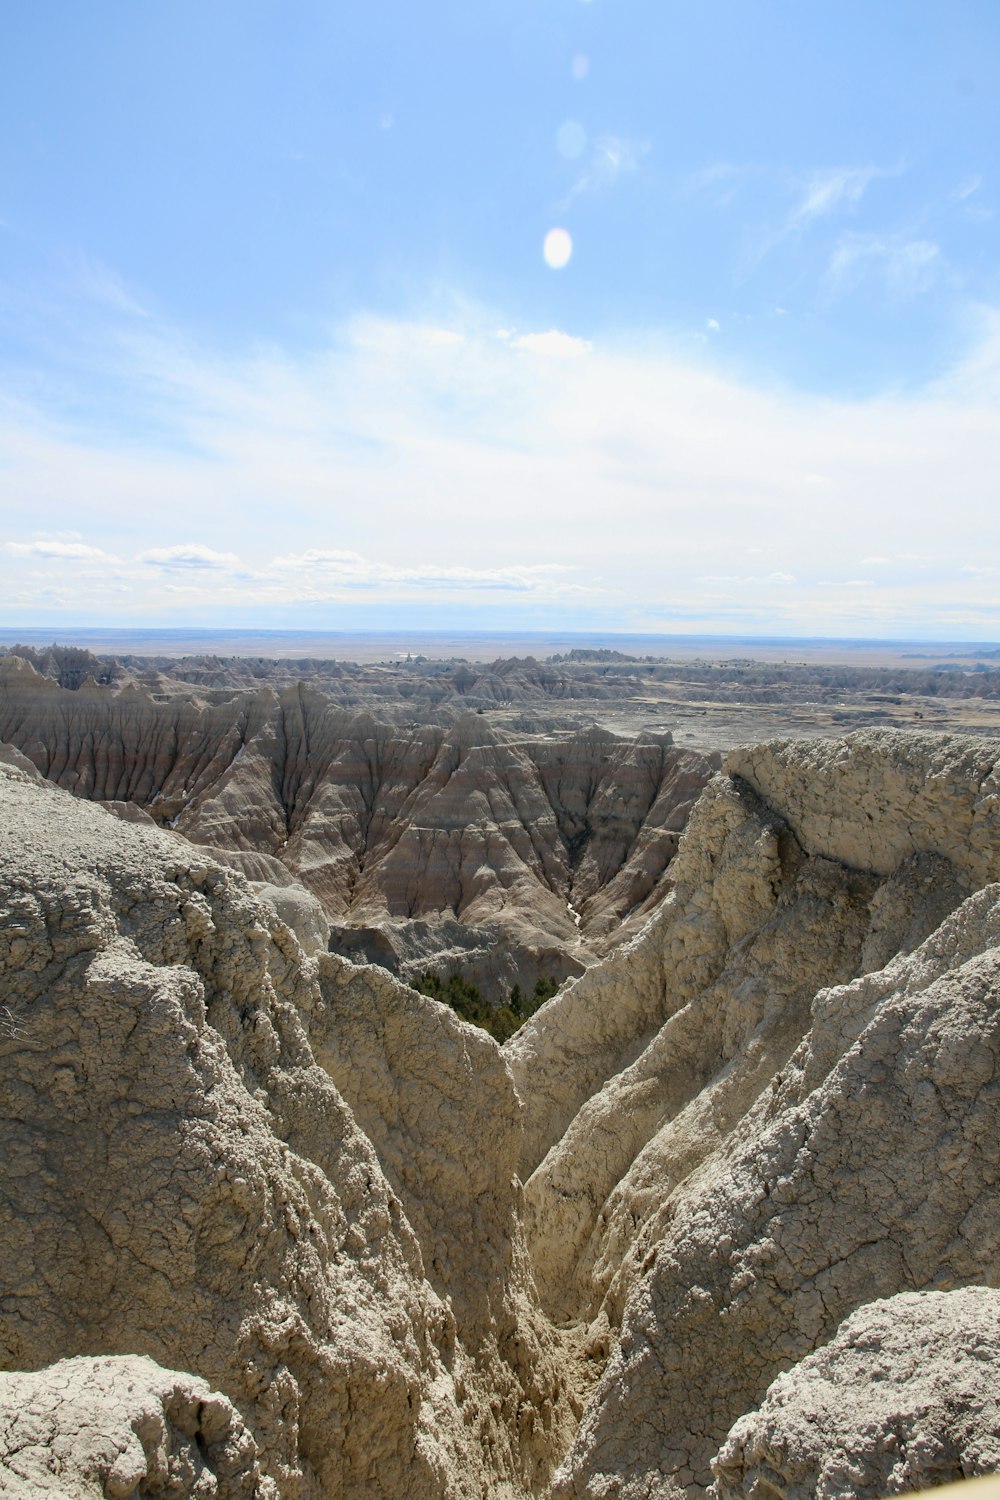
[0,654,47,685]
[563,724,620,750]
[447,712,505,751]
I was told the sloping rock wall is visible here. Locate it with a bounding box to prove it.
[712,1288,1000,1499]
[6,728,1000,1497]
[0,657,716,997]
[0,763,571,1498]
[504,731,1000,1496]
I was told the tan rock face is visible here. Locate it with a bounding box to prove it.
[0,764,571,1498]
[0,1354,264,1498]
[729,730,1000,888]
[551,895,1000,1496]
[6,726,1000,1498]
[506,731,1000,1497]
[0,658,717,998]
[712,1288,1000,1498]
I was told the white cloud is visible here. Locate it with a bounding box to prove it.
[564,135,648,204]
[744,161,897,269]
[512,330,592,359]
[269,550,578,595]
[74,256,150,319]
[3,298,1000,634]
[682,162,740,206]
[6,537,119,562]
[138,545,241,570]
[696,571,795,586]
[931,304,1000,402]
[790,165,883,227]
[955,175,982,202]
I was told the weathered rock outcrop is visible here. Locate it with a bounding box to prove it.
[7,726,1000,1497]
[0,1354,263,1497]
[504,731,1000,1496]
[0,763,572,1498]
[712,1289,1000,1498]
[0,657,716,998]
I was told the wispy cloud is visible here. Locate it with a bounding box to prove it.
[73,256,150,319]
[6,536,120,563]
[953,174,994,223]
[138,545,241,570]
[0,535,583,608]
[739,161,899,271]
[827,233,941,295]
[563,135,648,205]
[3,295,1000,634]
[790,165,884,228]
[683,162,740,205]
[269,550,579,594]
[511,330,592,359]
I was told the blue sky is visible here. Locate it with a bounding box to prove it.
[2,0,999,637]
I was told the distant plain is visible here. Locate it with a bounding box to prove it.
[3,626,998,667]
[4,627,1000,752]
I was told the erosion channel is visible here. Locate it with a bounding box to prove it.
[3,649,1000,1497]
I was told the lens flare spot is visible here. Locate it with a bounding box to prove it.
[556,120,587,159]
[571,52,590,80]
[543,227,573,270]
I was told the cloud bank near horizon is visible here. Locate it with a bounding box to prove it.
[2,295,1000,638]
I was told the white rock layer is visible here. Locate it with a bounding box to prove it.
[0,1354,262,1498]
[712,1288,1000,1498]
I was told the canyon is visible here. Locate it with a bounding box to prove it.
[0,652,718,1001]
[3,644,1000,1495]
[1,717,1000,1500]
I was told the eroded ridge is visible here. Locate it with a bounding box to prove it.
[4,729,1000,1496]
[0,655,716,998]
[0,762,574,1498]
[506,730,1000,1496]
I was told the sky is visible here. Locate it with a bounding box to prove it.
[1,0,999,640]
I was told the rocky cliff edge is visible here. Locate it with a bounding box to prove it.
[5,730,1000,1497]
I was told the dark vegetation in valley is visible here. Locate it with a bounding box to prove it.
[410,971,560,1042]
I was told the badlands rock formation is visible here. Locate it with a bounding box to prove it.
[0,654,715,997]
[713,1288,1000,1498]
[0,762,573,1498]
[507,730,1000,1496]
[4,727,1000,1497]
[0,1354,263,1497]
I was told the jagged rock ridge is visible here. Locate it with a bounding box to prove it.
[506,730,1000,1496]
[5,729,1000,1496]
[0,762,574,1497]
[0,654,716,998]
